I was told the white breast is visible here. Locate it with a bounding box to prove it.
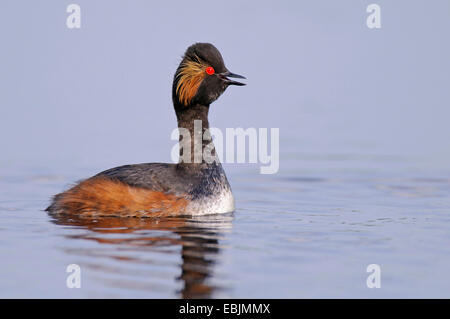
[186,188,235,215]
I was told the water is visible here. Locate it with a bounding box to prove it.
[1,147,450,298]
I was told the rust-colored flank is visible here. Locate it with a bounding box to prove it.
[50,178,188,217]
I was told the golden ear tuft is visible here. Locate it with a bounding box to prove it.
[176,55,207,106]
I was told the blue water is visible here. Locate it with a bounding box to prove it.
[1,145,450,298]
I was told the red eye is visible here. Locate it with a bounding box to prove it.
[205,66,215,75]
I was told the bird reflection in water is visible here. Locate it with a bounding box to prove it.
[49,212,233,298]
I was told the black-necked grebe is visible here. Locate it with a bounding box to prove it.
[46,43,246,217]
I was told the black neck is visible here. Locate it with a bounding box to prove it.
[175,103,219,168]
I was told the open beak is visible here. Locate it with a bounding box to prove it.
[218,71,246,86]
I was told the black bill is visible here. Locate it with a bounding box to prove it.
[219,71,246,86]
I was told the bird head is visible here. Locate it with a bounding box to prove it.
[172,43,245,109]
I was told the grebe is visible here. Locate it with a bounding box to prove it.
[46,43,246,217]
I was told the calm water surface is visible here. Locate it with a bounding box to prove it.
[1,145,449,298]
